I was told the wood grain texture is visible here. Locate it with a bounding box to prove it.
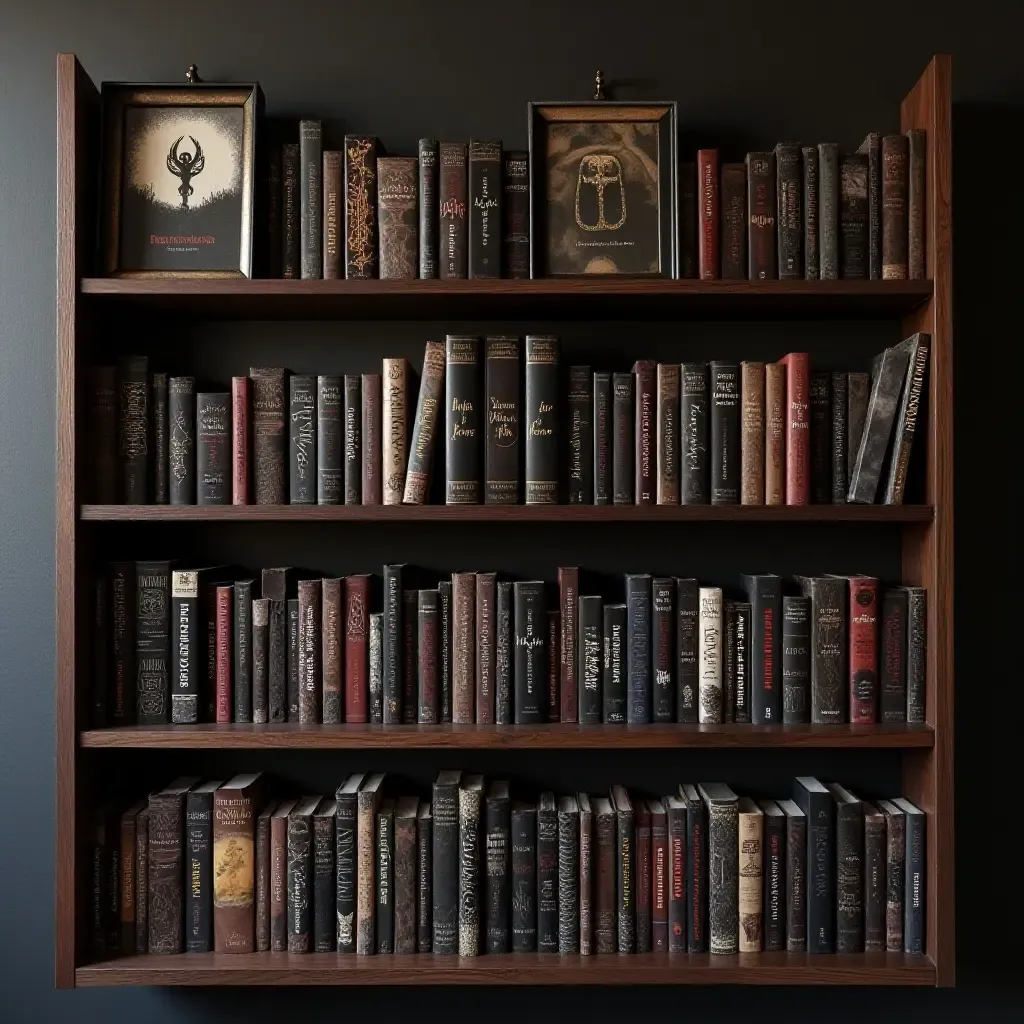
[78,722,935,750]
[75,951,935,987]
[900,54,953,988]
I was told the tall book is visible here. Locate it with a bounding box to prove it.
[857,133,882,279]
[612,371,635,504]
[288,375,316,505]
[438,581,452,723]
[418,589,440,724]
[907,129,926,279]
[831,371,848,504]
[698,782,738,954]
[655,363,680,503]
[484,781,511,954]
[879,799,905,952]
[536,793,559,953]
[432,770,462,954]
[779,352,810,505]
[818,142,840,279]
[513,580,546,723]
[525,335,559,504]
[592,796,616,953]
[403,341,446,505]
[863,801,886,953]
[152,372,168,504]
[881,134,909,279]
[847,371,870,482]
[418,139,439,278]
[547,612,560,723]
[740,361,765,505]
[746,151,777,280]
[778,798,807,951]
[322,149,342,279]
[118,354,149,503]
[649,799,668,952]
[802,145,819,279]
[249,367,286,505]
[625,574,651,724]
[797,574,847,723]
[455,776,483,956]
[737,798,763,952]
[148,777,199,954]
[578,595,603,724]
[557,795,580,954]
[839,153,869,278]
[698,586,724,723]
[313,799,337,952]
[709,361,739,504]
[558,566,579,724]
[680,363,708,504]
[503,150,530,279]
[828,783,864,953]
[382,358,409,506]
[511,802,537,951]
[186,780,220,953]
[743,573,782,725]
[678,784,706,952]
[344,135,378,278]
[884,337,930,505]
[439,141,468,279]
[650,580,674,722]
[321,578,342,724]
[378,156,418,280]
[393,796,419,954]
[260,567,292,724]
[809,372,831,504]
[567,365,593,504]
[633,359,656,505]
[298,120,322,279]
[213,773,264,953]
[594,371,612,505]
[792,777,834,953]
[270,799,298,951]
[469,140,502,278]
[376,799,395,953]
[845,575,879,723]
[445,335,480,503]
[782,595,811,723]
[610,785,635,953]
[721,162,747,279]
[297,579,322,724]
[450,571,475,724]
[356,774,385,954]
[119,802,145,952]
[417,802,433,951]
[382,564,405,724]
[282,143,300,277]
[232,578,256,723]
[484,336,520,504]
[775,142,802,279]
[136,560,173,724]
[760,799,786,952]
[881,587,908,723]
[361,373,382,505]
[665,795,686,953]
[335,774,363,953]
[679,160,698,278]
[495,581,513,725]
[697,148,719,278]
[344,375,362,505]
[214,584,232,723]
[287,599,300,720]
[602,602,627,724]
[314,375,342,505]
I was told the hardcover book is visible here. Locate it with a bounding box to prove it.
[557,795,580,954]
[698,782,738,954]
[316,375,342,504]
[136,560,173,724]
[417,802,433,951]
[321,578,342,724]
[476,573,497,724]
[592,795,616,953]
[881,134,909,279]
[432,770,462,954]
[802,145,819,278]
[152,372,168,504]
[213,773,264,953]
[186,780,220,953]
[857,133,882,279]
[567,365,593,504]
[883,337,929,505]
[439,142,468,279]
[740,361,765,505]
[282,143,299,277]
[334,774,363,953]
[357,774,386,954]
[394,796,419,954]
[378,156,419,280]
[633,359,656,504]
[878,799,905,952]
[524,336,559,504]
[744,573,782,724]
[709,361,739,504]
[249,367,286,505]
[445,336,481,504]
[602,602,627,724]
[469,140,502,278]
[796,574,847,723]
[484,337,520,504]
[721,162,746,279]
[375,798,395,953]
[403,341,446,505]
[513,581,546,723]
[495,581,513,725]
[625,574,651,723]
[578,595,603,724]
[782,595,811,723]
[288,795,321,952]
[793,777,834,953]
[299,120,322,279]
[863,801,886,951]
[697,148,720,278]
[831,371,848,504]
[675,578,699,723]
[559,566,579,724]
[612,372,635,504]
[779,352,810,505]
[537,792,558,953]
[313,800,337,952]
[698,586,724,723]
[610,785,635,953]
[288,375,317,505]
[511,802,537,951]
[118,354,149,503]
[322,150,342,279]
[484,781,511,954]
[361,373,382,505]
[775,143,802,279]
[656,363,680,503]
[382,358,409,506]
[907,129,926,279]
[594,372,612,504]
[344,135,379,278]
[778,798,807,951]
[419,139,439,278]
[680,363,708,504]
[840,153,869,278]
[297,579,322,724]
[270,799,298,951]
[148,777,199,954]
[828,783,864,953]
[737,798,763,952]
[168,375,195,506]
[809,372,831,504]
[344,375,362,505]
[746,151,776,280]
[679,160,697,278]
[503,150,530,279]
[760,800,786,951]
[418,589,440,724]
[818,142,840,279]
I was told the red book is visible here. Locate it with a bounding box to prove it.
[546,610,560,722]
[649,799,669,952]
[344,575,370,723]
[231,376,249,504]
[847,575,879,722]
[779,352,810,505]
[697,148,720,279]
[635,800,653,952]
[557,567,579,723]
[215,585,233,723]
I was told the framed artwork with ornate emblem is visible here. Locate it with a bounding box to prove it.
[100,81,261,277]
[528,101,677,278]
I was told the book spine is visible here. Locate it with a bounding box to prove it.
[675,580,698,723]
[537,801,558,952]
[376,805,394,953]
[136,561,172,725]
[322,150,342,279]
[764,362,785,505]
[134,809,149,952]
[438,581,452,723]
[119,355,150,503]
[484,337,521,504]
[848,578,879,723]
[763,811,784,951]
[432,778,459,954]
[366,613,383,723]
[404,341,446,504]
[513,582,546,723]
[214,586,232,723]
[357,791,380,954]
[558,566,579,724]
[167,375,194,505]
[250,368,286,504]
[593,372,612,505]
[382,359,408,506]
[807,577,847,723]
[546,612,560,722]
[886,810,905,951]
[315,375,342,504]
[445,336,480,503]
[836,804,864,952]
[602,603,627,724]
[738,807,763,952]
[299,121,322,279]
[806,790,834,953]
[831,372,848,504]
[746,152,777,280]
[476,575,496,723]
[594,809,616,953]
[288,376,317,504]
[344,136,378,278]
[266,595,287,726]
[495,582,513,724]
[862,134,882,279]
[710,361,739,504]
[615,805,636,953]
[288,809,315,953]
[503,150,530,279]
[196,393,230,505]
[251,598,269,723]
[170,571,200,724]
[394,808,417,954]
[186,791,213,952]
[361,373,382,504]
[511,807,537,951]
[612,372,635,504]
[152,372,168,503]
[680,364,708,504]
[776,143,802,278]
[578,596,603,725]
[840,154,869,278]
[847,371,869,482]
[417,809,432,951]
[282,143,300,278]
[748,576,782,725]
[907,129,926,279]
[864,812,886,952]
[706,801,738,954]
[287,599,300,721]
[557,806,580,953]
[881,589,908,722]
[656,364,680,503]
[903,805,925,953]
[231,376,249,505]
[651,810,669,951]
[580,802,593,955]
[679,160,698,278]
[335,794,357,953]
[298,580,322,724]
[782,595,811,724]
[786,812,806,951]
[469,140,502,278]
[270,811,288,951]
[417,590,440,724]
[567,365,593,504]
[783,353,810,504]
[439,142,468,279]
[698,587,724,723]
[697,148,719,278]
[451,572,476,724]
[905,588,926,723]
[378,156,419,280]
[818,143,839,279]
[881,136,909,279]
[809,372,831,504]
[650,580,674,722]
[418,139,439,278]
[802,145,819,278]
[525,337,559,504]
[89,365,118,503]
[625,575,651,724]
[721,162,747,279]
[734,602,751,724]
[343,375,362,505]
[313,810,336,952]
[320,579,342,724]
[667,804,685,953]
[256,809,271,951]
[740,361,765,505]
[633,360,656,505]
[382,565,404,724]
[485,793,510,953]
[884,340,929,505]
[148,794,185,954]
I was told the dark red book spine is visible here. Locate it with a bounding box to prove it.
[546,611,560,722]
[848,576,879,723]
[635,803,652,953]
[215,585,233,723]
[697,149,720,279]
[558,567,578,723]
[781,352,810,505]
[344,575,369,723]
[232,376,249,505]
[651,804,668,951]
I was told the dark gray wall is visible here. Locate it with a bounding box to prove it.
[0,0,1019,1018]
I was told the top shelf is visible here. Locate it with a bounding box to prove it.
[78,277,933,322]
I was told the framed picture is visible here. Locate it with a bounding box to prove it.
[101,81,260,277]
[528,101,678,278]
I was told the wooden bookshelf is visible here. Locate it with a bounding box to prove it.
[55,53,954,988]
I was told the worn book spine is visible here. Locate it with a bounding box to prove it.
[558,566,579,724]
[342,375,362,506]
[537,796,558,952]
[578,596,603,725]
[335,789,358,954]
[557,801,580,954]
[485,788,510,953]
[654,363,680,504]
[418,139,439,278]
[635,804,651,953]
[231,376,249,505]
[835,797,864,952]
[710,361,739,504]
[451,572,475,724]
[513,581,546,723]
[262,571,288,725]
[315,375,342,504]
[255,806,272,951]
[831,372,848,504]
[525,336,559,504]
[469,140,502,278]
[746,151,777,280]
[313,804,336,952]
[883,804,905,951]
[167,374,194,505]
[118,808,139,952]
[721,162,747,279]
[322,149,342,279]
[445,336,480,503]
[475,574,496,724]
[781,352,810,505]
[809,372,831,504]
[214,585,232,723]
[148,792,187,954]
[361,373,382,505]
[288,375,317,504]
[214,781,265,953]
[802,576,847,723]
[344,135,378,278]
[320,578,342,724]
[574,796,592,955]
[251,598,269,724]
[186,789,214,952]
[901,801,925,954]
[511,805,537,951]
[612,372,635,504]
[287,599,300,721]
[543,611,558,721]
[840,154,869,278]
[762,805,785,951]
[602,603,627,724]
[881,588,908,722]
[776,143,802,279]
[764,362,785,505]
[356,783,384,954]
[697,148,720,278]
[684,788,706,952]
[119,355,150,503]
[567,365,593,504]
[170,570,201,724]
[784,806,806,951]
[847,370,869,484]
[136,560,172,724]
[378,156,419,280]
[90,365,118,503]
[484,336,520,504]
[698,587,724,723]
[417,804,432,951]
[503,150,530,279]
[633,359,655,504]
[818,143,839,279]
[674,579,698,723]
[382,564,404,724]
[666,801,685,953]
[394,802,417,954]
[196,392,230,505]
[593,803,616,953]
[625,574,651,724]
[134,808,149,952]
[298,580,322,724]
[679,160,698,278]
[797,781,834,953]
[848,577,879,723]
[858,133,881,279]
[781,595,811,723]
[417,590,440,724]
[250,367,286,504]
[864,804,886,952]
[680,364,708,504]
[439,141,468,279]
[281,143,300,277]
[733,602,751,723]
[382,358,408,506]
[432,774,460,954]
[270,805,291,951]
[375,802,394,953]
[907,129,926,279]
[152,372,168,504]
[703,791,738,954]
[738,801,763,952]
[403,341,446,504]
[366,613,383,724]
[878,134,909,280]
[438,581,452,722]
[495,582,513,725]
[802,145,819,279]
[593,372,612,505]
[885,339,929,505]
[648,580,673,723]
[740,361,765,505]
[298,120,323,279]
[905,587,926,723]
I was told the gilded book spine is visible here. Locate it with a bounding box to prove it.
[439,142,468,279]
[298,580,322,724]
[250,367,286,505]
[484,337,520,504]
[746,152,776,280]
[469,140,502,278]
[458,782,483,956]
[378,156,419,280]
[567,365,593,504]
[289,375,317,505]
[418,139,439,278]
[316,375,342,504]
[513,581,546,724]
[403,341,446,504]
[344,135,378,278]
[282,143,299,278]
[168,374,194,505]
[322,150,342,279]
[361,373,382,505]
[721,162,747,279]
[382,359,408,506]
[344,375,362,505]
[152,372,168,504]
[802,145,819,279]
[765,362,785,505]
[213,782,262,953]
[321,578,342,724]
[740,361,765,505]
[656,364,680,503]
[775,143,802,279]
[633,360,656,505]
[299,120,322,279]
[445,336,481,504]
[525,336,559,504]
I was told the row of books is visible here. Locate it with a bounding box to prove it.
[97,772,925,960]
[91,334,928,508]
[93,563,925,729]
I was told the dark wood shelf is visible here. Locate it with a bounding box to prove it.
[78,277,933,320]
[79,503,934,523]
[79,723,934,750]
[75,951,936,987]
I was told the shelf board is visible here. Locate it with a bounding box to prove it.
[78,277,933,320]
[79,723,934,750]
[75,951,935,987]
[79,503,934,523]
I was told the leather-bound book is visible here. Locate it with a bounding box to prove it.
[709,361,739,504]
[831,371,848,503]
[361,373,382,505]
[438,581,452,722]
[432,770,462,954]
[185,781,219,953]
[417,589,440,724]
[697,148,720,278]
[896,796,925,954]
[344,135,379,279]
[880,587,908,723]
[591,795,616,953]
[383,564,405,724]
[809,371,831,503]
[648,799,668,952]
[802,145,819,279]
[333,775,363,954]
[775,143,802,279]
[878,799,905,951]
[525,336,559,504]
[779,352,810,504]
[214,584,232,723]
[782,595,811,723]
[255,803,273,951]
[315,375,342,505]
[503,150,530,279]
[170,566,228,725]
[546,612,560,722]
[231,376,249,505]
[344,375,362,505]
[297,579,322,724]
[469,140,502,278]
[731,601,751,724]
[840,153,869,278]
[355,774,385,954]
[656,363,680,503]
[196,392,230,505]
[698,586,723,724]
[382,358,409,506]
[625,574,651,724]
[536,792,558,952]
[680,783,706,952]
[513,581,546,723]
[743,573,782,725]
[152,372,168,504]
[282,143,300,278]
[394,796,419,954]
[251,597,269,724]
[288,375,316,505]
[270,799,298,951]
[678,160,698,278]
[299,120,322,279]
[213,774,264,953]
[610,785,635,953]
[495,581,513,724]
[118,354,149,503]
[593,372,612,504]
[863,801,886,952]
[884,337,929,505]
[558,566,579,724]
[633,359,656,504]
[417,802,432,951]
[578,793,593,955]
[445,335,480,504]
[287,599,300,720]
[578,595,602,724]
[828,784,864,952]
[651,580,673,723]
[680,363,708,504]
[322,150,343,279]
[261,567,293,725]
[698,782,738,954]
[818,142,840,279]
[119,802,144,952]
[403,340,446,505]
[675,578,699,723]
[611,371,635,504]
[796,575,847,723]
[907,129,926,279]
[439,141,468,278]
[793,776,834,953]
[312,800,337,952]
[148,777,199,954]
[135,560,174,724]
[602,603,627,724]
[375,799,395,953]
[89,365,118,503]
[378,156,419,280]
[904,586,926,723]
[484,336,520,504]
[721,162,747,279]
[419,139,439,278]
[511,802,537,951]
[250,367,286,505]
[740,360,765,505]
[765,362,785,505]
[557,795,580,954]
[746,152,776,280]
[476,573,496,723]
[843,575,878,723]
[857,133,881,279]
[737,798,763,952]
[567,365,593,504]
[778,798,806,951]
[485,781,511,953]
[665,794,686,953]
[321,577,342,724]
[451,571,476,724]
[759,799,785,951]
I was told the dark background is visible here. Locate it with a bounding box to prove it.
[0,0,1019,1018]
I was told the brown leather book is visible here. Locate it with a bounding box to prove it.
[775,143,803,279]
[357,774,386,954]
[721,163,747,279]
[740,361,766,505]
[344,575,370,723]
[439,142,468,279]
[322,150,343,280]
[119,801,145,953]
[546,610,560,721]
[558,566,579,723]
[764,363,786,506]
[746,152,777,280]
[321,577,343,724]
[213,773,265,953]
[452,572,476,723]
[298,580,322,723]
[656,363,680,504]
[394,797,420,954]
[779,352,810,505]
[255,802,273,951]
[881,135,909,280]
[382,359,409,506]
[344,136,379,279]
[907,129,926,279]
[270,798,297,951]
[378,156,419,280]
[697,149,720,279]
[231,376,249,505]
[476,573,496,724]
[148,777,199,955]
[403,341,446,505]
[249,367,286,505]
[361,373,382,505]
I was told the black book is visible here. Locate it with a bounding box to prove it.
[286,598,300,721]
[438,581,453,723]
[495,581,513,725]
[602,603,627,724]
[797,575,848,724]
[863,802,886,952]
[904,586,926,724]
[760,799,786,952]
[666,794,687,953]
[118,354,150,503]
[895,797,925,954]
[831,371,848,504]
[432,770,462,954]
[881,587,909,723]
[152,372,169,504]
[610,785,635,953]
[651,578,674,723]
[625,574,651,724]
[782,595,811,724]
[611,372,634,504]
[743,573,782,725]
[510,802,537,951]
[567,366,593,504]
[289,375,317,505]
[503,150,530,279]
[593,372,612,505]
[402,590,418,724]
[343,375,362,505]
[485,781,511,953]
[793,777,834,953]
[334,774,364,953]
[445,335,481,504]
[524,336,559,504]
[196,392,230,505]
[810,371,831,504]
[592,796,616,953]
[439,141,468,278]
[282,143,300,277]
[828,784,863,953]
[417,802,433,952]
[778,798,807,951]
[418,139,439,278]
[185,780,219,952]
[287,795,321,952]
[171,566,228,725]
[457,775,483,956]
[859,133,881,278]
[802,145,819,279]
[484,336,520,505]
[369,612,384,724]
[313,799,337,952]
[135,560,173,724]
[261,567,294,725]
[840,153,869,279]
[316,375,343,504]
[698,782,738,955]
[417,590,440,724]
[513,581,546,723]
[557,795,580,954]
[383,564,405,724]
[675,578,699,723]
[536,792,558,953]
[376,799,395,954]
[680,363,709,504]
[776,143,803,278]
[469,140,502,279]
[233,579,257,723]
[681,783,707,952]
[299,120,323,279]
[167,375,194,505]
[731,600,751,724]
[578,596,603,724]
[884,338,930,506]
[709,361,739,504]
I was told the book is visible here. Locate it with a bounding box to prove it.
[381,564,404,724]
[289,375,316,504]
[450,571,475,724]
[287,598,300,721]
[831,372,848,503]
[322,149,342,279]
[376,798,395,953]
[858,133,882,279]
[136,560,173,724]
[335,774,363,953]
[231,376,249,505]
[907,129,926,279]
[649,799,668,952]
[167,374,196,506]
[299,120,322,279]
[403,341,446,505]
[438,581,452,722]
[475,573,497,724]
[213,773,263,953]
[778,798,807,951]
[361,373,382,504]
[185,780,219,953]
[170,567,224,724]
[135,807,149,952]
[593,371,612,505]
[612,371,635,504]
[650,579,674,722]
[356,774,385,954]
[394,796,419,954]
[779,352,810,505]
[602,602,627,724]
[740,361,765,505]
[535,792,559,953]
[439,141,468,279]
[665,795,686,953]
[152,372,168,503]
[578,595,603,724]
[592,795,616,953]
[282,143,300,277]
[884,337,930,505]
[840,153,869,278]
[829,783,864,953]
[760,799,786,951]
[344,375,362,505]
[654,363,680,504]
[797,575,847,723]
[878,799,905,951]
[513,581,546,723]
[270,799,298,951]
[511,802,537,951]
[764,362,785,505]
[744,573,782,724]
[633,359,656,504]
[118,355,149,503]
[313,799,337,952]
[417,802,432,951]
[288,795,321,952]
[737,797,763,952]
[344,135,378,278]
[558,566,579,724]
[484,336,520,504]
[679,363,708,504]
[469,140,502,278]
[214,584,232,723]
[432,770,462,953]
[547,612,560,722]
[118,802,145,952]
[625,574,651,723]
[148,777,199,954]
[503,150,530,279]
[567,365,593,504]
[525,335,559,504]
[232,578,256,723]
[881,134,909,279]
[610,785,635,952]
[776,143,802,279]
[880,587,908,722]
[89,365,118,503]
[863,802,886,953]
[709,361,739,504]
[382,357,409,506]
[484,781,510,953]
[250,367,286,505]
[418,139,439,278]
[679,160,698,278]
[802,145,819,279]
[781,595,811,723]
[698,586,724,723]
[674,579,699,723]
[681,782,707,953]
[904,586,926,723]
[809,372,831,504]
[721,162,746,279]
[844,575,879,723]
[417,589,440,724]
[729,600,751,724]
[818,143,839,279]
[847,371,870,482]
[315,376,342,505]
[321,578,342,724]
[746,151,776,280]
[697,148,719,278]
[793,777,834,953]
[297,579,322,724]
[557,795,580,954]
[445,336,480,504]
[698,782,738,954]
[378,156,418,280]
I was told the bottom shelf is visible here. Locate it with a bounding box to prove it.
[76,951,936,986]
